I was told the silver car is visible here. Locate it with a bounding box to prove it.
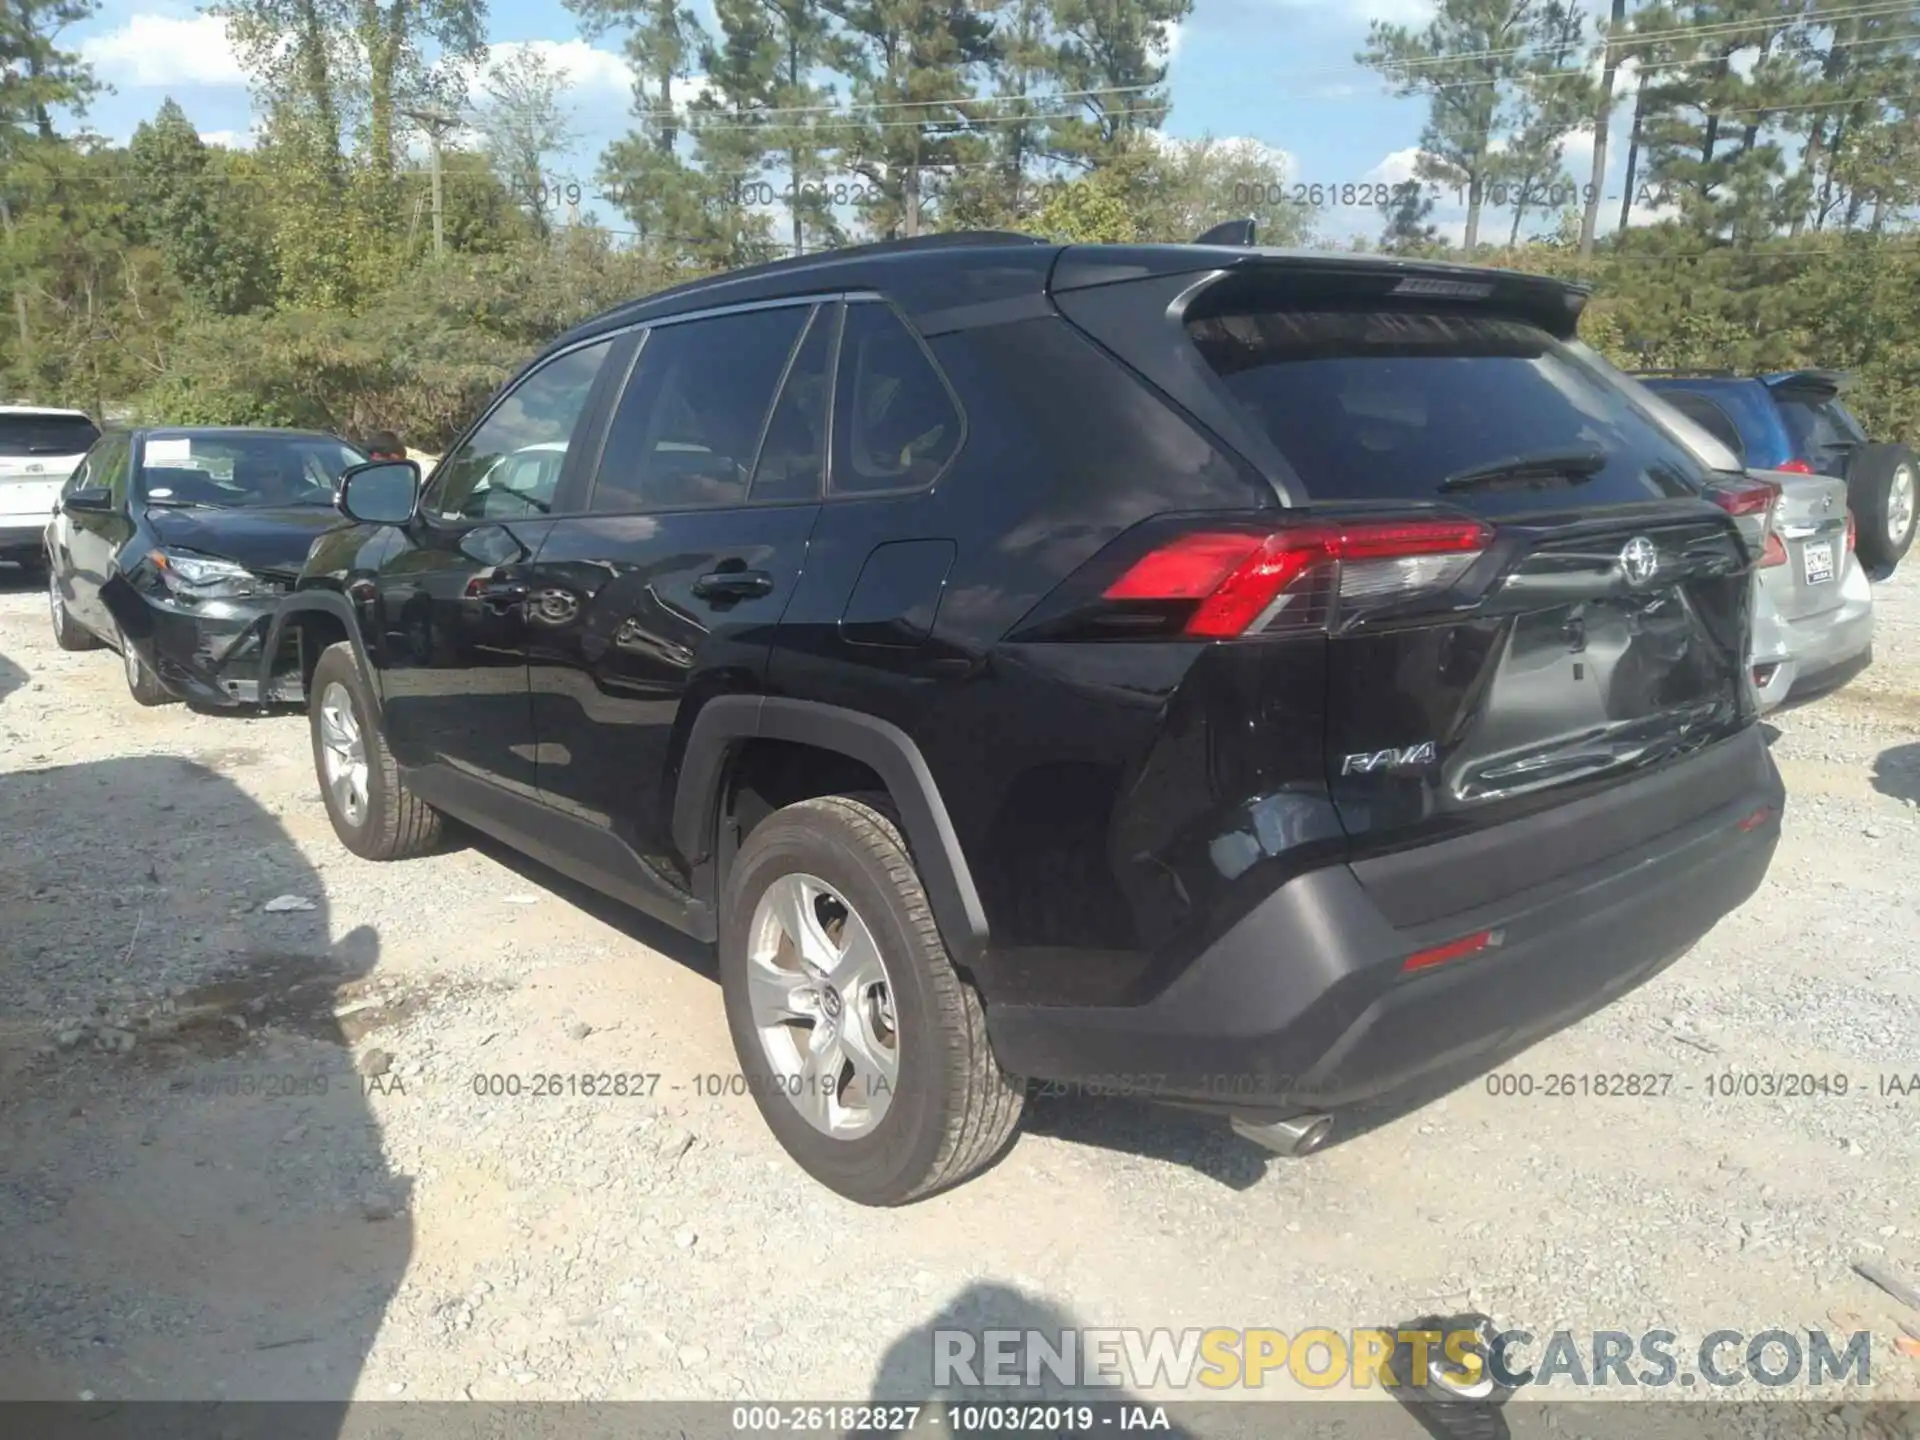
[1590,358,1874,715]
[1746,465,1873,712]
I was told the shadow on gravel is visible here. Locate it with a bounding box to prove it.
[0,559,41,593]
[0,647,24,705]
[456,823,719,977]
[855,1283,1198,1435]
[1870,743,1920,804]
[0,747,409,1418]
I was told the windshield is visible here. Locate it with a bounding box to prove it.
[1184,309,1732,517]
[0,413,101,458]
[137,433,366,509]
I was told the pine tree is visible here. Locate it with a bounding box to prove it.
[128,99,275,314]
[692,0,839,259]
[823,0,995,237]
[571,0,708,250]
[1492,0,1592,247]
[1360,0,1565,252]
[1379,178,1444,253]
[1636,0,1804,242]
[1048,0,1190,167]
[0,0,99,146]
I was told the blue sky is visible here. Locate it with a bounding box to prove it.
[63,0,1660,248]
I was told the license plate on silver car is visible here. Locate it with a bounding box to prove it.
[1803,540,1835,585]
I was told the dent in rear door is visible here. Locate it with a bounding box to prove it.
[528,302,831,900]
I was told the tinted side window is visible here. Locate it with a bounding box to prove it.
[1658,391,1746,464]
[60,454,94,498]
[1187,309,1710,517]
[591,305,809,514]
[832,301,962,495]
[425,339,615,521]
[750,305,837,504]
[99,438,133,504]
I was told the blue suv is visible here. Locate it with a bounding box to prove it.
[1636,369,1916,573]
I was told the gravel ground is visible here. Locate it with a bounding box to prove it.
[1,559,1918,1432]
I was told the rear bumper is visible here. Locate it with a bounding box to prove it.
[104,579,302,707]
[986,727,1783,1117]
[1780,560,1873,697]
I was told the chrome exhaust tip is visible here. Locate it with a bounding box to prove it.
[1230,1112,1333,1157]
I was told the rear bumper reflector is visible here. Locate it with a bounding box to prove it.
[1401,928,1502,974]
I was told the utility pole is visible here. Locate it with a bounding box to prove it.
[402,105,462,260]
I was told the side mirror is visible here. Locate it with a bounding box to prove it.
[63,486,114,515]
[338,460,420,525]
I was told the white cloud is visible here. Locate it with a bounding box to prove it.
[197,128,253,150]
[466,39,638,107]
[1363,145,1433,186]
[81,14,246,88]
[1151,20,1185,64]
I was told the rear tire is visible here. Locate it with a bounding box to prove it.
[1846,443,1917,572]
[719,794,1024,1206]
[47,565,99,651]
[117,625,174,705]
[309,641,442,860]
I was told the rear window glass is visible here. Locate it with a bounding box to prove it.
[0,413,100,457]
[1186,309,1714,514]
[1776,396,1864,470]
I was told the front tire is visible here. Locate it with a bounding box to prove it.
[47,565,99,651]
[719,795,1024,1206]
[117,625,174,705]
[309,642,442,860]
[1847,443,1917,572]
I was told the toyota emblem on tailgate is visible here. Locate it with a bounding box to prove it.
[1620,535,1658,584]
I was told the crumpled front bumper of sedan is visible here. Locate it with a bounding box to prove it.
[100,571,305,707]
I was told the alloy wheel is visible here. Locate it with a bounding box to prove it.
[317,680,371,828]
[1890,464,1916,548]
[745,872,900,1139]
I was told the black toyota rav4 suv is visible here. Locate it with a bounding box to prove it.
[276,232,1784,1205]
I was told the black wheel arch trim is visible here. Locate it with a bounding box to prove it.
[674,695,990,974]
[262,591,381,715]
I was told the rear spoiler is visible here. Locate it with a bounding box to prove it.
[1052,246,1591,339]
[1761,369,1851,397]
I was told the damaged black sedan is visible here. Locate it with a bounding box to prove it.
[45,426,367,706]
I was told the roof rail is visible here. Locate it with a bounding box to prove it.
[593,229,1049,320]
[1193,218,1257,246]
[1630,368,1738,378]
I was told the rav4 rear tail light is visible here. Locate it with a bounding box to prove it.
[1845,508,1857,553]
[1776,458,1815,474]
[1707,476,1783,567]
[1100,516,1493,637]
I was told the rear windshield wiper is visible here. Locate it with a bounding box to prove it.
[1439,447,1608,494]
